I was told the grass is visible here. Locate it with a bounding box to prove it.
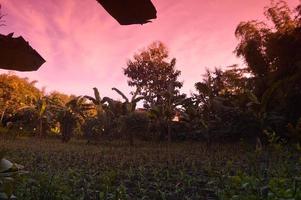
[0,137,301,200]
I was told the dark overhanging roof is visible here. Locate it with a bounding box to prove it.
[0,1,156,72]
[0,33,46,71]
[96,0,157,25]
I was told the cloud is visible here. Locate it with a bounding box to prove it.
[0,0,299,98]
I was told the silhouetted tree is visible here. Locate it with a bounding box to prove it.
[194,66,249,121]
[124,41,185,142]
[235,0,301,124]
[124,41,183,109]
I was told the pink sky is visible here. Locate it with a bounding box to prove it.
[0,0,299,99]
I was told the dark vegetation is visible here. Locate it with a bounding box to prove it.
[1,1,301,199]
[1,138,301,200]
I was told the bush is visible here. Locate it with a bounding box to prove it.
[121,112,150,142]
[82,117,103,143]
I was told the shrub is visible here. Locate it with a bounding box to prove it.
[120,112,150,144]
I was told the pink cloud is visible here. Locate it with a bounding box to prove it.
[0,0,299,99]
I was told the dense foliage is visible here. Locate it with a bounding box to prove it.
[0,1,301,199]
[0,139,300,200]
[1,1,300,144]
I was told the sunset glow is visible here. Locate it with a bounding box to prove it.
[0,0,299,98]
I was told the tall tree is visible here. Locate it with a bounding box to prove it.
[124,41,183,108]
[194,66,250,121]
[235,0,301,122]
[0,73,41,125]
[124,41,184,141]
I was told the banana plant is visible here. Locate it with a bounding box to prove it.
[112,87,144,145]
[84,88,113,137]
[59,96,92,142]
[84,87,105,117]
[151,83,186,142]
[112,87,144,114]
[11,96,52,137]
[36,97,47,137]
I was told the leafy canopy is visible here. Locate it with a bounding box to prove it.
[124,41,183,108]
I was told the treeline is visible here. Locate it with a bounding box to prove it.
[1,1,301,144]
